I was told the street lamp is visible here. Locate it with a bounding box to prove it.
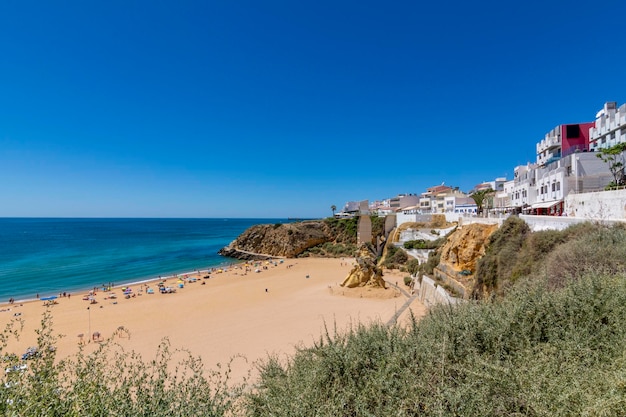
[87,306,91,343]
[576,156,580,193]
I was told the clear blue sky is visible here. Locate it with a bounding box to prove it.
[2,0,625,218]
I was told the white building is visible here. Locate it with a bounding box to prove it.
[510,163,538,209]
[389,194,420,211]
[493,179,514,213]
[589,102,626,152]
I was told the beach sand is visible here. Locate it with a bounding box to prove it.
[0,258,427,381]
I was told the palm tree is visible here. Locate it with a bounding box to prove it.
[331,205,337,217]
[470,188,494,216]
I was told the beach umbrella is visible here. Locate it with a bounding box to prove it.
[40,296,58,301]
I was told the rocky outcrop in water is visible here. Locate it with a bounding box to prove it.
[218,221,334,259]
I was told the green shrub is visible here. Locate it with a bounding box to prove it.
[474,219,626,299]
[404,237,446,250]
[0,311,246,416]
[419,251,440,276]
[382,245,409,269]
[248,273,626,416]
[303,242,356,258]
[406,259,420,276]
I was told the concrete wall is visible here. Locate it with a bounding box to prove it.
[413,275,460,307]
[384,214,396,236]
[433,264,468,298]
[456,216,504,227]
[357,215,372,245]
[396,213,433,226]
[519,214,590,231]
[517,189,626,231]
[404,248,432,264]
[566,188,626,220]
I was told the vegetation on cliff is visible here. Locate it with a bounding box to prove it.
[474,217,626,298]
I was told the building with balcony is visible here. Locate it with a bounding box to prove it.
[510,163,537,210]
[493,180,514,213]
[449,196,477,215]
[419,184,456,214]
[509,152,613,215]
[536,122,594,167]
[389,194,419,211]
[589,101,626,152]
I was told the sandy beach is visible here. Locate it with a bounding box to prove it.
[0,257,427,381]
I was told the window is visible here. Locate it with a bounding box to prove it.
[566,124,580,138]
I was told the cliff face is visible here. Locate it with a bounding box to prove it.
[341,245,386,288]
[439,223,498,274]
[218,221,338,259]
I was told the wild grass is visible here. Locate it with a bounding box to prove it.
[247,273,626,416]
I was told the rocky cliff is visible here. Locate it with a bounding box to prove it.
[438,223,498,273]
[435,223,498,293]
[218,220,354,259]
[341,245,386,288]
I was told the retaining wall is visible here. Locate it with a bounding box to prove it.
[413,275,461,307]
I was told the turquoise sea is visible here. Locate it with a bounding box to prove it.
[0,218,284,303]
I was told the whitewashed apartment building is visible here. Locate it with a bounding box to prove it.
[507,102,623,215]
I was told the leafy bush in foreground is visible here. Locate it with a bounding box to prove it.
[0,312,246,417]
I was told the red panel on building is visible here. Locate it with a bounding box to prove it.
[561,122,594,156]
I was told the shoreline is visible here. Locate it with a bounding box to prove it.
[3,258,248,306]
[0,257,427,382]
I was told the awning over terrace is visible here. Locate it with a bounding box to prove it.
[531,200,562,209]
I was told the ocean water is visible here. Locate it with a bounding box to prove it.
[0,218,284,303]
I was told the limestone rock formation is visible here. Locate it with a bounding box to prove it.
[341,245,386,288]
[218,222,330,259]
[438,223,498,276]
